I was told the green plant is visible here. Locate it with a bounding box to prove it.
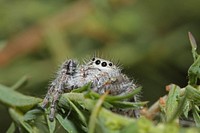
[1,33,200,133]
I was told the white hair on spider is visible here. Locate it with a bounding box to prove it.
[41,56,139,121]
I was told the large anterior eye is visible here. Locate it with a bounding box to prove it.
[95,60,101,65]
[101,62,107,67]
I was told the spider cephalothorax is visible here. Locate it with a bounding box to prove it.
[42,57,139,121]
[88,57,117,72]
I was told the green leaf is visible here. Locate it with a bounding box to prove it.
[187,32,200,85]
[136,117,153,133]
[56,114,78,133]
[104,86,141,101]
[188,56,200,85]
[0,84,42,110]
[9,108,33,133]
[97,108,135,131]
[192,105,200,127]
[72,82,92,93]
[60,93,96,111]
[110,101,147,109]
[188,32,198,60]
[24,108,44,121]
[182,100,191,118]
[186,85,200,104]
[165,84,181,122]
[86,86,142,101]
[66,98,87,126]
[59,93,88,126]
[88,91,108,133]
[11,76,29,90]
[163,123,179,133]
[121,122,138,133]
[6,122,15,133]
[47,115,56,133]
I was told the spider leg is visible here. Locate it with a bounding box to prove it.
[49,86,64,121]
[41,81,56,108]
[118,83,140,118]
[42,59,77,121]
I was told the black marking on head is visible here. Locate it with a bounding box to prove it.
[64,60,77,74]
[95,60,101,65]
[92,57,95,61]
[101,62,107,67]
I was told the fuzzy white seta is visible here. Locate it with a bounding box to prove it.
[42,57,139,121]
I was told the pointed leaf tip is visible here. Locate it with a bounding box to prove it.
[188,32,197,50]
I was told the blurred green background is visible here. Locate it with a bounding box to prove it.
[0,0,200,132]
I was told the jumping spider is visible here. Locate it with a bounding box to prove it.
[42,57,139,121]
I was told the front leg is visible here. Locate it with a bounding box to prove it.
[41,80,57,109]
[41,59,77,121]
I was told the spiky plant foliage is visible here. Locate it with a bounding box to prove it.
[1,33,200,133]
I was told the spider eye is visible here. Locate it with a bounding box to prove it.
[92,58,95,61]
[95,60,101,65]
[109,63,113,66]
[101,62,107,67]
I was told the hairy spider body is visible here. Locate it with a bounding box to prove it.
[42,57,139,121]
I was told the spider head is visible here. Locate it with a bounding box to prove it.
[88,57,118,72]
